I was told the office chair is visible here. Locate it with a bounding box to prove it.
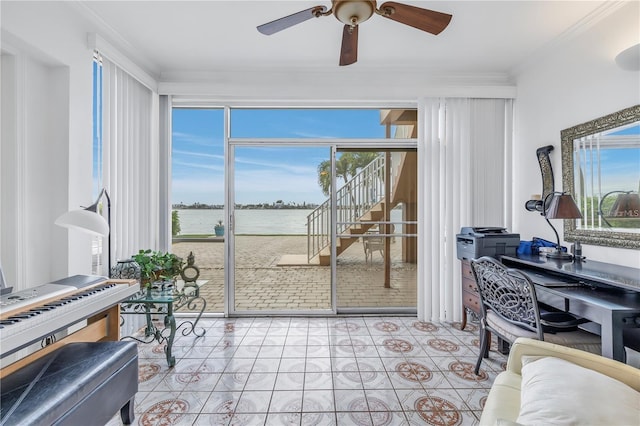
[470,256,601,375]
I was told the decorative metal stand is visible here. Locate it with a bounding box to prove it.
[120,283,206,367]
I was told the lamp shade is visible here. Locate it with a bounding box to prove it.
[55,209,109,237]
[545,193,582,219]
[609,192,640,218]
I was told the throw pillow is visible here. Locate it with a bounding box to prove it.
[517,356,640,425]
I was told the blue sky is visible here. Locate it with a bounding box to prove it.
[171,109,389,205]
[596,124,640,193]
[594,148,640,192]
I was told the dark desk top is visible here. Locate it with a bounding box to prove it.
[502,255,640,293]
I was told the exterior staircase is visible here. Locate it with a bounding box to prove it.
[306,110,417,266]
[306,154,398,266]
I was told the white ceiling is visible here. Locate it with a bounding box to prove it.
[72,0,614,82]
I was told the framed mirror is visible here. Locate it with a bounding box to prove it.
[561,104,640,249]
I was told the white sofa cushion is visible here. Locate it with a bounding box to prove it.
[516,356,640,425]
[479,371,522,426]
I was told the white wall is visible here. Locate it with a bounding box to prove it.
[1,52,19,286]
[513,2,640,266]
[24,60,70,286]
[1,2,95,288]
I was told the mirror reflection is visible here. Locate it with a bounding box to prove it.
[561,104,640,249]
[573,122,640,231]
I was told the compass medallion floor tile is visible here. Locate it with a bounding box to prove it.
[107,318,505,426]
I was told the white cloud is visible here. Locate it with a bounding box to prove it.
[173,149,223,160]
[234,156,318,175]
[172,131,219,146]
[234,169,324,204]
[173,159,223,172]
[289,131,336,138]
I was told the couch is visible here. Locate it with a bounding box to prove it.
[480,338,640,426]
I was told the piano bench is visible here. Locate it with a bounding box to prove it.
[0,341,138,426]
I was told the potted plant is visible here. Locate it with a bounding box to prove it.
[214,219,224,237]
[132,249,184,290]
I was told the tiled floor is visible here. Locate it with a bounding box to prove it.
[109,316,507,426]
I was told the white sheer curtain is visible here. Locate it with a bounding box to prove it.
[102,57,160,267]
[417,98,513,322]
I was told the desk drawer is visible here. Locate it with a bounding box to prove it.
[462,276,478,293]
[463,290,481,314]
[461,261,474,280]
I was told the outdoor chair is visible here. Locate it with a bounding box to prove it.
[363,228,385,263]
[470,256,601,375]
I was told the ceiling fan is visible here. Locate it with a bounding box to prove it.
[257,0,452,66]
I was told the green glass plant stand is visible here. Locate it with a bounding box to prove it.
[120,280,207,367]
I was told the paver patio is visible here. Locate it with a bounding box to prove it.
[172,235,416,313]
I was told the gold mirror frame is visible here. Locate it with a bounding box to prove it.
[561,104,640,249]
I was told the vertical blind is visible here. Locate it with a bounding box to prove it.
[102,57,159,264]
[573,134,602,229]
[417,98,513,322]
[101,56,159,335]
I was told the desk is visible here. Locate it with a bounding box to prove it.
[501,255,640,362]
[120,280,207,367]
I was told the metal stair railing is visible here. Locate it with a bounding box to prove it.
[307,155,385,262]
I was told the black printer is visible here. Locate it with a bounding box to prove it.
[456,227,520,260]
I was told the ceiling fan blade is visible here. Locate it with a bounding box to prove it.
[339,24,358,66]
[379,2,452,35]
[257,5,328,35]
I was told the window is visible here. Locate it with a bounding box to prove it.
[91,51,103,274]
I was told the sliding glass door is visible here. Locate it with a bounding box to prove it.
[334,149,417,311]
[230,145,332,314]
[170,105,418,315]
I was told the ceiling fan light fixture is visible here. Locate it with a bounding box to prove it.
[257,0,452,66]
[333,0,376,25]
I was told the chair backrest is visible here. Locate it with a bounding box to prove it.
[470,256,543,339]
[363,227,385,248]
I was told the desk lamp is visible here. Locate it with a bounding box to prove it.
[55,189,111,274]
[543,192,582,260]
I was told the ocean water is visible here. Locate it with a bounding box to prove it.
[175,209,314,235]
[175,208,403,235]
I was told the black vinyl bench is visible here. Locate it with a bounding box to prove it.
[0,341,138,426]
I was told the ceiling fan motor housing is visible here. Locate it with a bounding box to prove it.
[333,0,377,25]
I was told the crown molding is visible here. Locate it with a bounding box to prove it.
[68,1,160,83]
[88,33,158,92]
[160,77,517,101]
[510,0,629,77]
